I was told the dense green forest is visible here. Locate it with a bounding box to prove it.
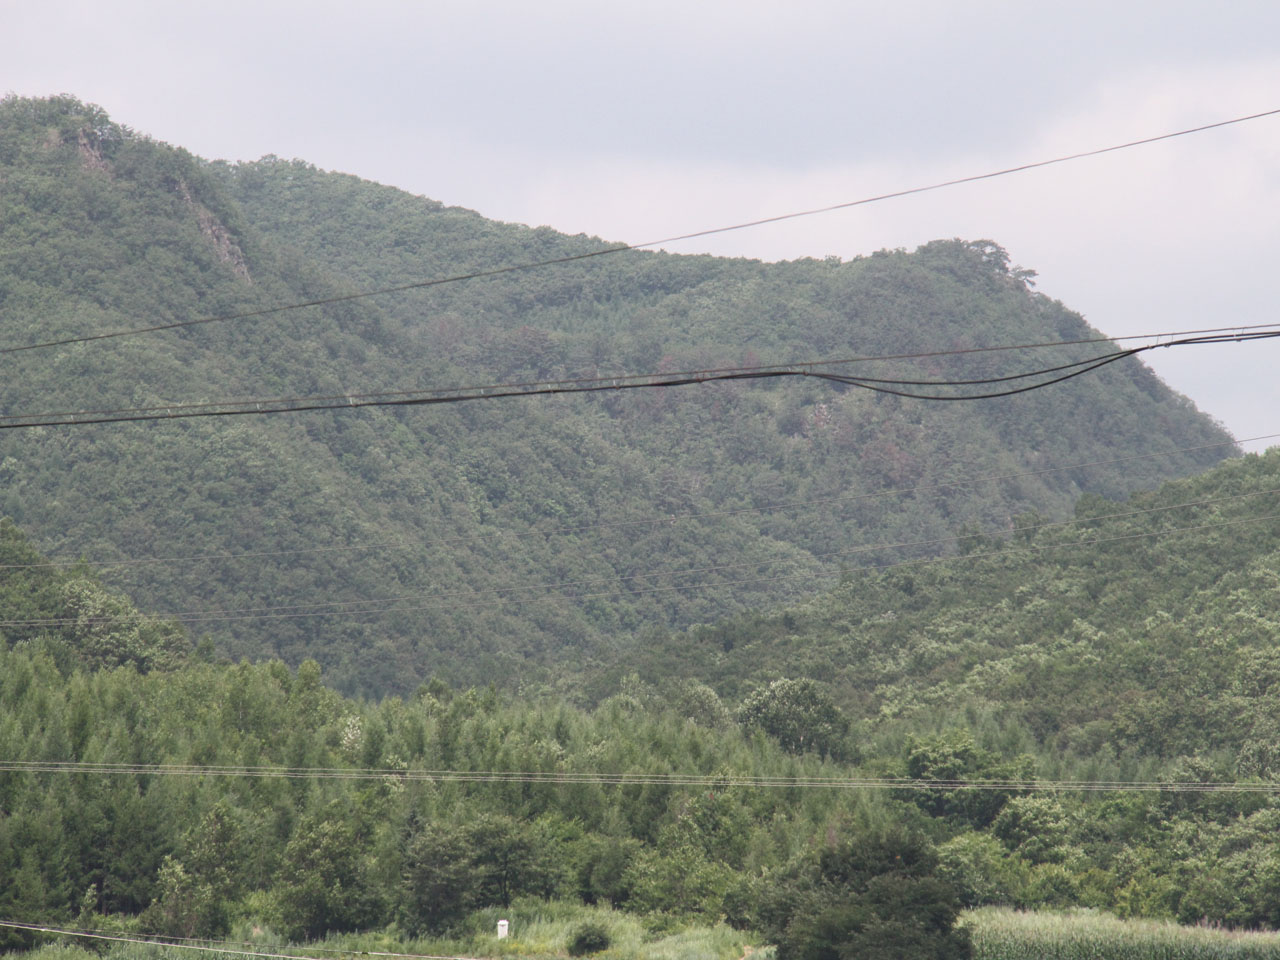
[4,451,1280,952]
[4,93,1280,958]
[0,94,1236,695]
[608,449,1280,766]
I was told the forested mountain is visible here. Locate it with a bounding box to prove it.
[0,94,1237,695]
[611,448,1280,769]
[7,449,1280,944]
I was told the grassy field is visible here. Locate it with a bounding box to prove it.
[12,903,758,960]
[17,906,1280,960]
[967,907,1280,959]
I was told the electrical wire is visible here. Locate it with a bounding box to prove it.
[14,318,1280,426]
[42,929,472,960]
[3,428,1271,574]
[4,509,1274,629]
[2,107,1276,358]
[0,764,1273,794]
[1,327,1277,429]
[0,922,482,960]
[821,329,1280,401]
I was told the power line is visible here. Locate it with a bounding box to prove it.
[16,319,1280,425]
[46,930,471,960]
[2,108,1276,358]
[5,509,1274,629]
[2,427,1270,574]
[631,108,1280,249]
[2,327,1277,429]
[0,763,1272,794]
[0,922,481,960]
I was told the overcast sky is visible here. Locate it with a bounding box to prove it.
[4,0,1278,450]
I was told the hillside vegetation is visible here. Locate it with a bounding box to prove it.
[0,94,1236,695]
[0,520,188,673]
[613,449,1280,765]
[4,451,1280,949]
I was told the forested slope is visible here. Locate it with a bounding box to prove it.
[0,95,1237,694]
[5,620,1280,942]
[3,421,1280,944]
[611,448,1280,769]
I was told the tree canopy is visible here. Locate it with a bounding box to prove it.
[0,93,1237,696]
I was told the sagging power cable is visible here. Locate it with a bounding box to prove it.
[0,327,1276,429]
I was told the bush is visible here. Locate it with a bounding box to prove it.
[761,827,971,960]
[567,921,612,956]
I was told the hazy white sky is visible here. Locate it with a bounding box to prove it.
[4,0,1278,449]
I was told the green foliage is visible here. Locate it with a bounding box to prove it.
[143,855,229,940]
[0,520,188,673]
[991,797,1072,865]
[903,733,1032,828]
[0,94,1236,697]
[621,449,1280,772]
[0,646,915,938]
[623,843,735,921]
[5,94,1280,948]
[567,922,612,956]
[4,907,757,960]
[5,616,1280,939]
[400,812,564,933]
[575,834,642,906]
[737,678,850,758]
[276,803,384,939]
[399,821,478,933]
[936,833,1029,909]
[761,828,971,960]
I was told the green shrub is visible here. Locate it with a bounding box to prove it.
[567,921,612,956]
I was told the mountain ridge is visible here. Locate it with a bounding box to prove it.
[0,94,1238,694]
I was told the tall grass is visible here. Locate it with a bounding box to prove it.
[13,903,756,960]
[29,907,1280,960]
[453,900,754,960]
[967,907,1280,959]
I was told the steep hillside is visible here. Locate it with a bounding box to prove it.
[610,448,1280,767]
[0,95,1236,694]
